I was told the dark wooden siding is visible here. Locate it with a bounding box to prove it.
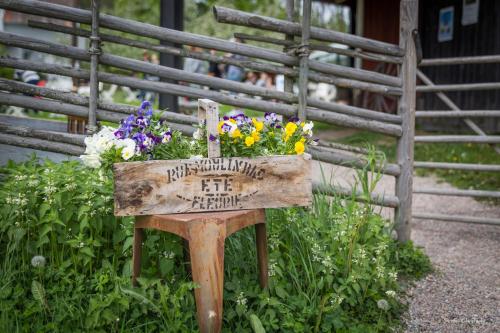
[418,0,500,132]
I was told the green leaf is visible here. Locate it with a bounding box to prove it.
[39,224,52,238]
[122,236,134,254]
[274,286,288,299]
[81,246,95,258]
[31,280,47,309]
[249,314,266,333]
[159,258,174,277]
[39,203,50,218]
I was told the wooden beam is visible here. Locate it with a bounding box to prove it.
[87,0,100,133]
[416,82,500,92]
[0,123,85,146]
[413,188,500,198]
[313,182,399,208]
[297,0,311,121]
[213,6,404,56]
[414,161,500,172]
[412,213,500,226]
[309,146,401,176]
[415,135,500,143]
[420,55,500,66]
[0,132,84,155]
[395,0,418,243]
[416,110,500,118]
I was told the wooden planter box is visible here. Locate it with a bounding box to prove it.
[113,99,312,216]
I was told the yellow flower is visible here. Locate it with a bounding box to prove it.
[229,118,237,124]
[300,122,305,128]
[245,136,255,147]
[251,130,260,142]
[300,137,306,143]
[252,118,264,132]
[285,122,298,136]
[294,141,305,155]
[284,133,292,142]
[231,129,242,138]
[217,121,225,135]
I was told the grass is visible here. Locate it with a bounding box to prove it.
[0,156,432,332]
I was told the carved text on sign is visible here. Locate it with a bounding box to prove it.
[165,158,266,183]
[114,155,312,216]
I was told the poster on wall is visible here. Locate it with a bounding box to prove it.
[438,6,454,42]
[462,0,479,25]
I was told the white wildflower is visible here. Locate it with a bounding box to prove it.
[385,290,396,298]
[330,295,344,306]
[391,230,398,240]
[235,292,248,306]
[192,128,203,140]
[377,299,389,311]
[31,255,46,268]
[388,271,398,280]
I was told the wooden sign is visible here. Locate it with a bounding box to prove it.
[114,154,312,216]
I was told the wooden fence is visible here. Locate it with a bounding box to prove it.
[0,0,419,241]
[414,55,500,226]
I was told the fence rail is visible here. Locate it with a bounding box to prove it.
[0,0,426,241]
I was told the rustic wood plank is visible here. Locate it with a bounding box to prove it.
[412,213,500,226]
[395,0,418,243]
[198,99,221,158]
[114,155,312,216]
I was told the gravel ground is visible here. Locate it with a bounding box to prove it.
[404,175,500,333]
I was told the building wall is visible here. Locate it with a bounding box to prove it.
[419,0,500,132]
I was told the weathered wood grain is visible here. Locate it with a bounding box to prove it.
[114,155,312,216]
[395,0,418,243]
[198,99,221,158]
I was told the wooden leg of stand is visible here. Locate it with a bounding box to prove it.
[132,227,143,287]
[188,221,226,333]
[255,223,269,289]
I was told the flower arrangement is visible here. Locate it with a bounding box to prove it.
[79,102,317,169]
[194,112,317,157]
[80,101,194,169]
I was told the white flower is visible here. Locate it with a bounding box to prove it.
[391,230,398,240]
[385,290,396,298]
[193,128,203,140]
[31,255,46,268]
[377,299,389,311]
[236,292,248,306]
[121,143,136,161]
[388,271,398,280]
[80,154,101,168]
[303,121,314,136]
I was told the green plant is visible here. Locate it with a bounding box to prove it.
[0,156,431,332]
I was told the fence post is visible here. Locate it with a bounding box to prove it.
[297,0,311,121]
[87,0,100,134]
[395,0,418,243]
[283,0,295,96]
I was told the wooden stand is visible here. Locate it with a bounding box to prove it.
[132,209,268,333]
